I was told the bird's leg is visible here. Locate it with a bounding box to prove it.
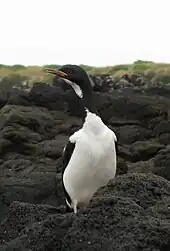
[77,204,88,215]
[65,200,78,214]
[73,201,78,215]
[65,203,73,213]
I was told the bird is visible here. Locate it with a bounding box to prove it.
[44,65,118,214]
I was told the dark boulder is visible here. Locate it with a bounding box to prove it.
[0,91,8,109]
[129,140,164,162]
[29,82,66,111]
[7,88,33,107]
[0,174,170,251]
[153,147,170,180]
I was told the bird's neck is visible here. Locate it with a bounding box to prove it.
[80,82,98,123]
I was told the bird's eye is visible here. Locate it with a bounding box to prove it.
[67,70,72,74]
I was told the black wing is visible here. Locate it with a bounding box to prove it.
[115,141,118,155]
[61,140,76,207]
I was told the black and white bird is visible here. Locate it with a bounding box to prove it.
[44,65,117,214]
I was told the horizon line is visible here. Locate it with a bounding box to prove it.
[1,60,170,68]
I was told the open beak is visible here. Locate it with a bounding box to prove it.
[44,68,68,78]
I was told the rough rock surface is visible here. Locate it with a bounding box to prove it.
[0,81,170,250]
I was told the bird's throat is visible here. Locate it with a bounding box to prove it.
[81,93,98,122]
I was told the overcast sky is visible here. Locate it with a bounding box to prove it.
[0,0,170,66]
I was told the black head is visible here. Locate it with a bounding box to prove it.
[44,64,92,98]
[58,64,89,83]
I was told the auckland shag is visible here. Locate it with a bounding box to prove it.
[44,65,117,214]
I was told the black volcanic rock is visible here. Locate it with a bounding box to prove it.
[0,81,170,250]
[7,88,33,107]
[0,91,8,109]
[0,174,170,251]
[29,82,66,111]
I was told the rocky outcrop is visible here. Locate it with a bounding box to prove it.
[0,82,170,250]
[0,174,170,251]
[89,73,166,92]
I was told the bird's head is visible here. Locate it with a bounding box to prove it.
[44,64,92,98]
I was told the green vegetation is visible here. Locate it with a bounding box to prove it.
[1,60,170,90]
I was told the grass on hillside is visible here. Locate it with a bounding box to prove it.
[1,60,170,87]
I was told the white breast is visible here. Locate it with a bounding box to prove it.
[63,111,117,210]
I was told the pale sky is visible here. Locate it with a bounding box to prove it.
[1,0,170,66]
